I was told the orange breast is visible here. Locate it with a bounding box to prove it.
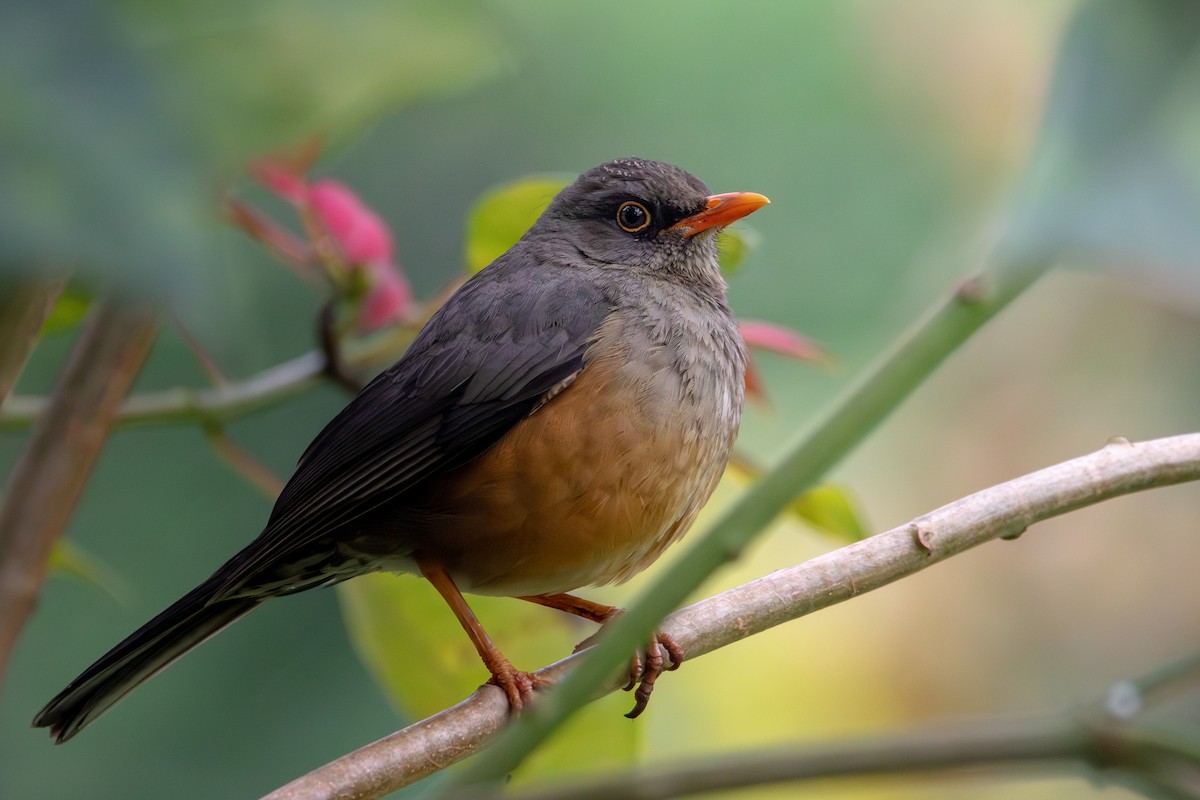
[408,364,685,594]
[364,295,746,598]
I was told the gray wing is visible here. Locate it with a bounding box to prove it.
[213,256,611,595]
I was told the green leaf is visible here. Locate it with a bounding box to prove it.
[339,573,499,717]
[48,539,130,604]
[789,483,868,543]
[40,290,92,336]
[717,225,759,274]
[465,176,571,274]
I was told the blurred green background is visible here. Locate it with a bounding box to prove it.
[3,1,1199,798]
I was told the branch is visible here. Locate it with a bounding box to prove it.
[0,310,436,432]
[0,277,65,403]
[262,433,1200,800]
[463,700,1200,800]
[457,717,1121,800]
[0,299,158,682]
[1,350,325,430]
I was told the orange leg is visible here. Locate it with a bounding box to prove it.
[418,559,541,710]
[518,592,684,718]
[518,592,619,623]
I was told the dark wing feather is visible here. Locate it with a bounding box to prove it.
[212,257,611,596]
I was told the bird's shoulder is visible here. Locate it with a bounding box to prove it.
[385,251,614,400]
[285,249,615,485]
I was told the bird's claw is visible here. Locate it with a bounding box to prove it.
[623,631,684,718]
[569,619,684,717]
[486,667,543,711]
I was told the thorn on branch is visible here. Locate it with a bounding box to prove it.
[998,526,1027,541]
[954,274,990,305]
[912,520,935,554]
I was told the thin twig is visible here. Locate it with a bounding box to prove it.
[205,426,286,499]
[222,197,319,279]
[1,350,326,430]
[172,309,227,385]
[459,696,1200,800]
[0,323,431,434]
[0,280,461,432]
[262,433,1200,800]
[318,300,366,392]
[463,716,1091,800]
[0,299,158,682]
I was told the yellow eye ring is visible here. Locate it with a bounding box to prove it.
[616,201,651,233]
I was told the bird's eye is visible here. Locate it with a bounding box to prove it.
[616,201,651,233]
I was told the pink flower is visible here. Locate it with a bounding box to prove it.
[247,159,310,206]
[359,265,414,330]
[308,180,395,266]
[245,147,413,331]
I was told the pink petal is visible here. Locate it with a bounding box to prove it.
[246,137,323,205]
[309,180,395,266]
[359,265,413,329]
[248,159,310,205]
[740,320,827,363]
[223,198,313,266]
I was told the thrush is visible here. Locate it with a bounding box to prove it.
[34,157,769,742]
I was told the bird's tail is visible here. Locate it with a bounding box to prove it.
[32,576,261,743]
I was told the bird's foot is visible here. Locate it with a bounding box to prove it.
[485,663,545,711]
[571,624,684,718]
[622,631,683,718]
[527,596,683,716]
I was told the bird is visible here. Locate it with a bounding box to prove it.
[33,157,769,742]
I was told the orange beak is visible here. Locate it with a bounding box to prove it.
[669,191,770,238]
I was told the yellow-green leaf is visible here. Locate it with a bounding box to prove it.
[790,483,868,543]
[48,539,130,603]
[40,290,92,336]
[717,225,759,274]
[465,176,571,273]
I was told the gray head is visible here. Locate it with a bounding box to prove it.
[528,158,769,287]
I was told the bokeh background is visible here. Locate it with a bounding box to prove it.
[3,1,1199,798]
